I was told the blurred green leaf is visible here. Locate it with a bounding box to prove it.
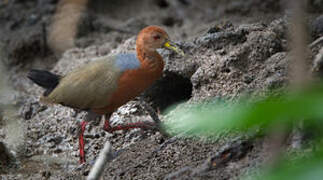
[164,84,323,136]
[164,84,323,179]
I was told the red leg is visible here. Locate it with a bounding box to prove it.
[103,115,156,133]
[79,121,88,164]
[78,112,101,164]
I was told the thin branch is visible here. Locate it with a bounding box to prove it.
[312,47,323,72]
[309,36,323,50]
[164,139,253,179]
[87,141,113,180]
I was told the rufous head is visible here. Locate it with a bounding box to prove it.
[136,25,184,56]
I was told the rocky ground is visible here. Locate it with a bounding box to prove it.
[0,0,323,179]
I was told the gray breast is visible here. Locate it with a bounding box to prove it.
[115,53,141,72]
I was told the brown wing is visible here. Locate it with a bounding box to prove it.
[41,56,123,110]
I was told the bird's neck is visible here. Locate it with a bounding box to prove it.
[136,44,164,71]
[136,44,158,61]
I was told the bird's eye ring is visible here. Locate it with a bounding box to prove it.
[153,35,161,40]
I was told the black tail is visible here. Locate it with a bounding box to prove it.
[27,69,60,96]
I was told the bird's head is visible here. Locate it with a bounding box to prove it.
[136,25,184,56]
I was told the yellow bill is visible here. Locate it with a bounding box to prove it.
[164,41,185,57]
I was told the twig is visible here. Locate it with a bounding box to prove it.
[309,36,323,50]
[192,139,252,176]
[164,139,253,179]
[87,141,113,180]
[309,36,323,72]
[312,47,323,72]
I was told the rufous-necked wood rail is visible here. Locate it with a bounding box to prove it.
[27,25,184,163]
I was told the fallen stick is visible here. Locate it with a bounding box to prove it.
[164,139,253,179]
[87,141,113,180]
[309,36,323,50]
[192,139,253,176]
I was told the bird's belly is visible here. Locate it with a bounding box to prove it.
[92,69,162,114]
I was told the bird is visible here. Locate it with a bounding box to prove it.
[27,25,184,163]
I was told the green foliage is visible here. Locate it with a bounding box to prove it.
[164,84,323,180]
[164,85,323,135]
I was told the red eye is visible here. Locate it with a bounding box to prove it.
[154,35,161,40]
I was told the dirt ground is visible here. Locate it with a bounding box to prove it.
[0,0,323,179]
